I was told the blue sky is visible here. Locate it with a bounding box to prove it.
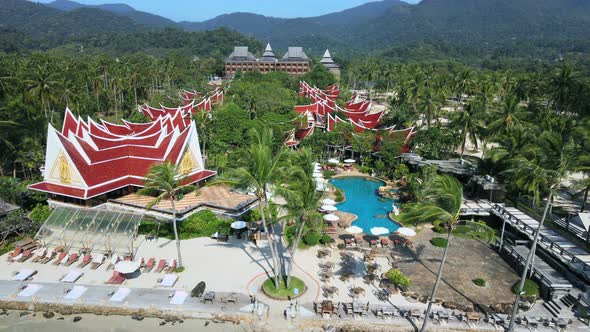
[35,0,421,22]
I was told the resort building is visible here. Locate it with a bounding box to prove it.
[224,44,311,77]
[28,106,257,220]
[320,49,340,76]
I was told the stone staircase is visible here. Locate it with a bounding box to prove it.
[542,294,577,318]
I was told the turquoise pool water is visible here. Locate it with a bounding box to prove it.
[329,176,401,234]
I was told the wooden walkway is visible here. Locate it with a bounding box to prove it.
[491,204,590,282]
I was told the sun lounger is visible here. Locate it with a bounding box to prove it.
[17,284,42,297]
[61,269,84,283]
[165,259,177,273]
[143,258,155,272]
[106,271,125,284]
[53,252,68,266]
[369,239,378,247]
[107,254,119,270]
[109,288,131,302]
[90,254,105,269]
[63,285,87,300]
[64,253,79,266]
[78,254,92,268]
[160,274,178,287]
[31,248,47,263]
[17,249,33,262]
[39,250,56,264]
[155,259,167,273]
[381,238,389,247]
[169,290,188,305]
[7,247,22,262]
[12,269,38,281]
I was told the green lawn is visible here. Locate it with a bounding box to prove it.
[262,276,306,300]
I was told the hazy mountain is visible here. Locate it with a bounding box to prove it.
[0,0,141,36]
[46,0,176,27]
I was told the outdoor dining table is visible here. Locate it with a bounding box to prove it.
[524,316,539,328]
[466,312,481,323]
[438,311,450,321]
[203,291,215,304]
[321,300,334,315]
[410,309,422,319]
[382,305,395,317]
[552,317,568,329]
[352,301,364,315]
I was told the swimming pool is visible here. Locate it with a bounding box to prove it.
[329,176,401,234]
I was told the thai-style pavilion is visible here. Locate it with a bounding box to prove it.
[29,107,216,208]
[224,44,311,77]
[320,49,340,76]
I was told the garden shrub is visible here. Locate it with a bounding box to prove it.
[303,232,322,246]
[430,237,448,248]
[512,279,539,298]
[179,210,231,239]
[324,170,336,179]
[385,269,411,287]
[319,234,333,245]
[472,278,487,287]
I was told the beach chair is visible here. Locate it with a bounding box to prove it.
[345,238,354,247]
[106,271,120,284]
[31,248,47,263]
[90,255,105,270]
[40,250,56,264]
[143,258,155,272]
[78,254,92,268]
[155,259,167,273]
[113,273,126,285]
[165,260,177,273]
[369,238,378,247]
[17,249,33,262]
[53,252,68,266]
[381,238,389,248]
[107,254,119,270]
[64,253,79,266]
[355,237,363,246]
[7,247,22,262]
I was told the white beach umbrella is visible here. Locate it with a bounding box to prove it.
[327,158,339,164]
[114,261,141,274]
[323,214,340,222]
[316,184,326,192]
[321,205,337,212]
[322,198,336,205]
[397,227,416,237]
[370,227,390,236]
[345,226,364,234]
[231,221,247,229]
[344,159,356,164]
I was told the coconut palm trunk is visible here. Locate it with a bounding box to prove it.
[507,190,553,331]
[286,216,307,288]
[420,229,452,332]
[169,197,183,268]
[257,192,281,287]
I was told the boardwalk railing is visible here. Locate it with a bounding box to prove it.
[491,204,590,273]
[512,197,590,244]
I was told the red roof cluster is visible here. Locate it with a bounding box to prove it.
[285,81,415,152]
[29,101,215,200]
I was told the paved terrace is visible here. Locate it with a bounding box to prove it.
[110,185,257,218]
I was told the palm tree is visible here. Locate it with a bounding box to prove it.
[279,149,322,287]
[487,94,527,137]
[504,130,578,331]
[26,65,58,119]
[452,101,483,160]
[401,175,495,332]
[138,162,196,268]
[217,127,289,286]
